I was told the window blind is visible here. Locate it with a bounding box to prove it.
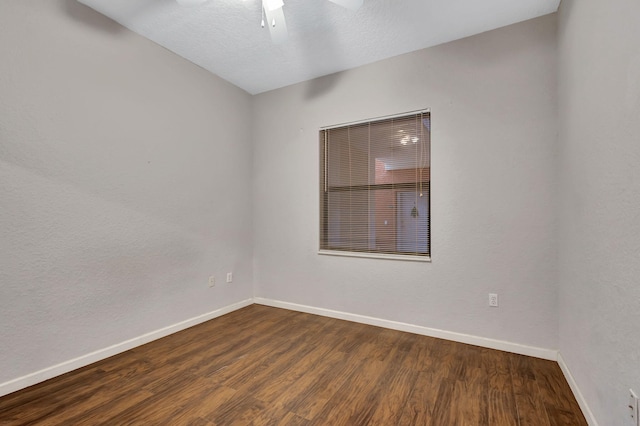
[320,110,431,258]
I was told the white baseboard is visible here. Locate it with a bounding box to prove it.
[0,298,253,398]
[557,353,598,426]
[1,297,572,407]
[253,297,558,361]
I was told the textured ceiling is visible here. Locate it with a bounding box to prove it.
[77,0,560,94]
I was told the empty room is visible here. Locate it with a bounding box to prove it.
[1,0,638,424]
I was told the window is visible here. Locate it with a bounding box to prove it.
[319,110,431,260]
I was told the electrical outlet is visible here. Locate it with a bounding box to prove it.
[226,272,233,283]
[208,276,215,288]
[630,389,639,425]
[489,293,498,307]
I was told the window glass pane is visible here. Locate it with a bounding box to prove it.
[320,111,430,258]
[327,190,370,251]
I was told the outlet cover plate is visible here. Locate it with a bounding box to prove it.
[489,293,498,307]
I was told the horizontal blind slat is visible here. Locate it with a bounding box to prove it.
[320,112,430,257]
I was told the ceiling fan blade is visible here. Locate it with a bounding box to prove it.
[328,0,363,11]
[176,0,208,6]
[263,2,288,44]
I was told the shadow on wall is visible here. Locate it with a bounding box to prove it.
[63,0,167,34]
[61,0,125,34]
[304,72,343,99]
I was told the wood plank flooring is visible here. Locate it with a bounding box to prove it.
[0,305,587,425]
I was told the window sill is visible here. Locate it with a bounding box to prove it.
[318,250,431,262]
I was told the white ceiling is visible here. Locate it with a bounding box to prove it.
[77,0,560,94]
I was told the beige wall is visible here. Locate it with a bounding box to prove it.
[0,0,253,389]
[253,15,559,351]
[557,0,640,423]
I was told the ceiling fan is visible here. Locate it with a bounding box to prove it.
[176,0,363,44]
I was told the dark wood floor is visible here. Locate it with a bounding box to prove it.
[0,304,586,425]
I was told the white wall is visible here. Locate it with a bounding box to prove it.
[253,15,559,351]
[0,0,253,386]
[557,0,640,424]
